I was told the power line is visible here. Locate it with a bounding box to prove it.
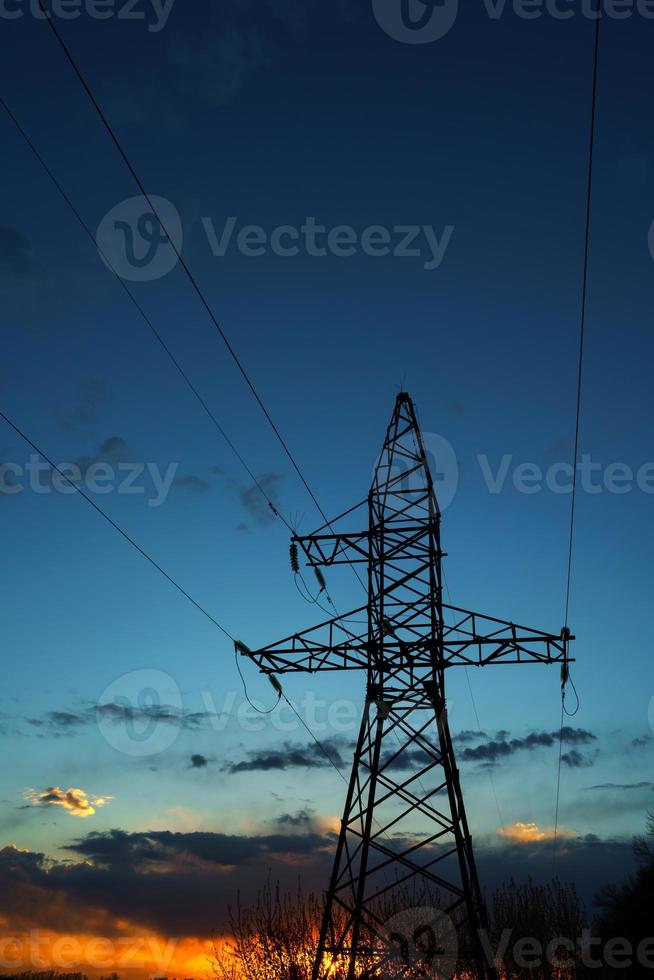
[564,3,601,630]
[0,93,294,538]
[0,408,235,641]
[0,406,360,799]
[1,91,349,653]
[555,1,601,864]
[0,92,362,746]
[33,0,337,539]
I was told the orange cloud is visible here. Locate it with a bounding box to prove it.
[497,822,576,844]
[24,787,113,818]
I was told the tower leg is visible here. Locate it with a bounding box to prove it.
[312,686,497,980]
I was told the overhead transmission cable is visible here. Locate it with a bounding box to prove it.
[0,95,358,748]
[0,95,294,537]
[554,1,601,864]
[33,0,367,595]
[0,93,338,632]
[0,408,235,640]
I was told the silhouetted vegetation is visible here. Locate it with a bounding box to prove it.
[592,810,654,978]
[210,814,654,978]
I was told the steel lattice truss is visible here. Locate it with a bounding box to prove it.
[243,394,574,980]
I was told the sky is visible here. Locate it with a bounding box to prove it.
[1,0,653,974]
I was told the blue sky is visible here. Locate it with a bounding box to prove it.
[0,0,653,960]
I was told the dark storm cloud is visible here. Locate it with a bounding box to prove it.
[474,835,637,909]
[68,828,331,867]
[225,737,348,774]
[0,826,637,938]
[0,827,335,937]
[459,728,596,765]
[0,227,35,278]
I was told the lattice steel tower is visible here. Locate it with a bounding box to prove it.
[243,394,573,979]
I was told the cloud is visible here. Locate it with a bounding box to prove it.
[275,808,314,827]
[98,436,129,462]
[190,754,208,769]
[169,27,273,107]
[240,472,284,526]
[173,474,211,492]
[0,826,336,938]
[561,749,595,768]
[58,378,108,431]
[382,746,432,771]
[224,737,348,774]
[28,435,131,490]
[23,703,219,738]
[459,728,596,766]
[24,787,113,819]
[27,710,88,735]
[632,734,653,748]
[96,703,215,731]
[68,828,332,869]
[586,782,654,791]
[453,729,487,744]
[497,822,576,845]
[0,227,35,278]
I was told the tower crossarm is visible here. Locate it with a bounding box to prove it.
[242,606,371,674]
[242,603,573,676]
[294,530,371,567]
[439,603,574,668]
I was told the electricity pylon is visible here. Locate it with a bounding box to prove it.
[243,393,573,979]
